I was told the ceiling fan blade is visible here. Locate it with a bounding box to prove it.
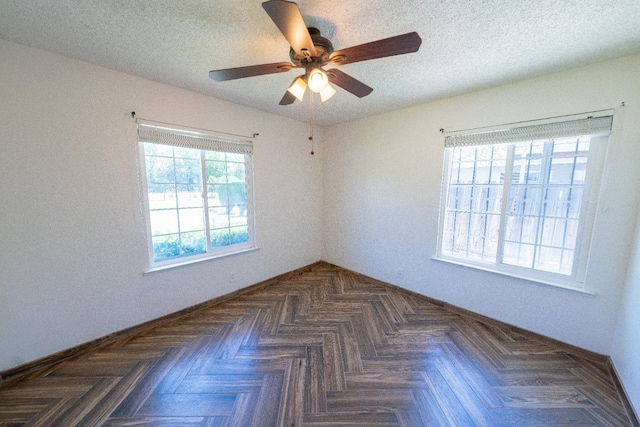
[279,90,297,105]
[327,69,373,98]
[209,62,293,81]
[262,0,317,57]
[329,32,422,66]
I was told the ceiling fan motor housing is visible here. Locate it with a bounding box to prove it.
[290,27,334,66]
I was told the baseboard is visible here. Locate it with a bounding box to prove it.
[607,358,640,427]
[0,261,321,388]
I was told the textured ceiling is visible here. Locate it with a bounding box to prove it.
[1,0,640,126]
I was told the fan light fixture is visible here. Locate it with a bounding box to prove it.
[287,76,307,101]
[319,84,336,102]
[287,69,336,103]
[307,68,329,93]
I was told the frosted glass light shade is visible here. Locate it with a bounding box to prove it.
[308,68,329,93]
[320,84,336,102]
[287,77,307,101]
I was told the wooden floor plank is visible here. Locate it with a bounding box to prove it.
[53,377,120,426]
[250,373,283,427]
[420,369,477,426]
[0,397,52,424]
[136,393,236,417]
[278,357,307,427]
[111,348,187,417]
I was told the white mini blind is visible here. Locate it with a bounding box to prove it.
[444,115,613,148]
[137,120,253,155]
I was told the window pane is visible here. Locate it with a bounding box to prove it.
[549,158,576,185]
[211,228,230,248]
[447,187,459,211]
[175,158,201,184]
[535,246,563,273]
[146,155,175,185]
[567,188,583,219]
[209,185,229,208]
[560,249,575,275]
[468,214,489,260]
[474,161,491,184]
[539,217,560,247]
[485,214,500,260]
[572,158,588,184]
[206,160,227,184]
[544,187,571,218]
[209,208,230,229]
[513,141,544,185]
[228,183,247,206]
[177,184,202,208]
[173,146,200,159]
[505,215,539,245]
[472,185,502,213]
[502,242,534,268]
[144,143,173,157]
[441,145,508,261]
[455,185,472,211]
[178,207,204,233]
[148,186,177,211]
[205,150,225,161]
[564,219,579,250]
[150,209,179,235]
[441,213,456,254]
[502,138,590,276]
[230,204,247,224]
[230,225,249,244]
[151,230,206,261]
[152,234,180,262]
[227,162,246,183]
[508,186,543,217]
[453,162,475,184]
[449,212,469,256]
[491,165,506,184]
[179,230,206,255]
[226,152,246,163]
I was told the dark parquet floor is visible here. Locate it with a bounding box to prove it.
[0,262,634,426]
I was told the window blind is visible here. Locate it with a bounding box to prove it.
[137,121,253,155]
[444,115,613,148]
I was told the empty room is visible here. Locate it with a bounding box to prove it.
[1,0,640,425]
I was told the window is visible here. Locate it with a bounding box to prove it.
[437,113,612,288]
[137,120,256,269]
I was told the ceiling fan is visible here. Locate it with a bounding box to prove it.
[209,0,422,105]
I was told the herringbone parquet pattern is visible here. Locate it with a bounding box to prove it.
[0,263,633,426]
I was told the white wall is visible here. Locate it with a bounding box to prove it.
[2,37,639,414]
[323,54,640,357]
[0,39,323,372]
[611,209,640,418]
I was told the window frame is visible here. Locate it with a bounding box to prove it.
[435,113,612,290]
[137,120,257,272]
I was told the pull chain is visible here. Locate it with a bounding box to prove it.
[309,93,315,155]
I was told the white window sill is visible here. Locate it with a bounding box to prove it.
[144,246,260,275]
[431,256,595,296]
